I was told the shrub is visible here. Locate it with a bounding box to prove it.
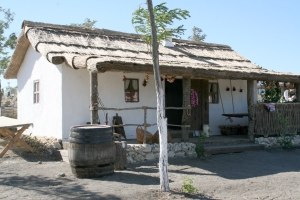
[182,177,198,194]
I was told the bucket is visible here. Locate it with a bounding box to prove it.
[68,125,116,178]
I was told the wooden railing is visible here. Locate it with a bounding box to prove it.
[99,106,191,142]
[249,103,300,137]
[99,106,191,127]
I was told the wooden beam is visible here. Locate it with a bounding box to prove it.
[181,76,191,142]
[295,83,300,102]
[89,70,99,124]
[247,80,257,140]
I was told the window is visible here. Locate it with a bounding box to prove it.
[209,82,219,103]
[124,79,139,102]
[33,80,40,104]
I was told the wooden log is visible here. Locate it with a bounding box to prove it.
[181,76,191,142]
[114,141,127,170]
[247,80,257,140]
[90,70,99,124]
[295,83,300,103]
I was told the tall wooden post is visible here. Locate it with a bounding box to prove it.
[182,76,191,141]
[90,70,99,124]
[295,83,300,102]
[247,80,257,140]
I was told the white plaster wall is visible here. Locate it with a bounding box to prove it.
[98,72,157,139]
[61,66,90,140]
[17,46,63,138]
[209,79,249,135]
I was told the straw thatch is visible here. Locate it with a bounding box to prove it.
[5,20,300,82]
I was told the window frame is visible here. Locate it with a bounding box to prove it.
[124,78,139,103]
[33,80,40,104]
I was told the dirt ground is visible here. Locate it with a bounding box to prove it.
[1,147,300,200]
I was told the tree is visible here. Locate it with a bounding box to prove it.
[132,2,190,44]
[0,6,17,72]
[188,26,206,42]
[132,1,190,192]
[0,7,17,108]
[70,18,97,29]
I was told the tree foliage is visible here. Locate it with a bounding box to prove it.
[262,81,281,103]
[132,2,190,44]
[0,7,17,72]
[70,18,97,29]
[188,26,206,42]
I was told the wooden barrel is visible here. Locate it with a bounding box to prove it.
[68,125,116,178]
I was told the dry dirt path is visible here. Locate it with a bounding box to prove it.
[1,148,300,199]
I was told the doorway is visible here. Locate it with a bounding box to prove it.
[190,79,209,131]
[165,79,183,130]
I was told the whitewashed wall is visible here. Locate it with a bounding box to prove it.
[61,70,157,140]
[98,72,157,139]
[17,46,63,138]
[209,79,248,135]
[61,66,90,140]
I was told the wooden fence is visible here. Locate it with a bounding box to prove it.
[99,106,191,143]
[250,103,300,137]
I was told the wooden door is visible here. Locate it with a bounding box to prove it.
[165,79,183,130]
[190,79,209,131]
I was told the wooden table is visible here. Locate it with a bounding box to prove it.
[0,117,33,158]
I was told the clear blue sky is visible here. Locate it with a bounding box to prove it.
[2,0,300,87]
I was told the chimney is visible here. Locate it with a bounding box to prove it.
[162,37,174,48]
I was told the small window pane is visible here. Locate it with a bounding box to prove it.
[124,79,139,102]
[33,80,40,104]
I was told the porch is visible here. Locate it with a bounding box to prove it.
[126,134,264,155]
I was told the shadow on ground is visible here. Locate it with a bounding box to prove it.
[0,175,121,200]
[167,148,300,180]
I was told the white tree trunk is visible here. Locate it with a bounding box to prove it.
[146,0,170,192]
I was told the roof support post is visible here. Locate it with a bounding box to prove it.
[247,80,257,140]
[89,70,99,124]
[181,76,191,141]
[295,83,300,102]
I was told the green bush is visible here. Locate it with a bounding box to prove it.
[277,135,294,149]
[182,177,198,194]
[195,134,206,157]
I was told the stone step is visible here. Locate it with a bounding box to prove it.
[204,143,265,155]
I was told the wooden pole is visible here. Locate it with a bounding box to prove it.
[143,107,148,144]
[90,70,99,124]
[181,76,191,141]
[247,80,257,140]
[295,83,300,102]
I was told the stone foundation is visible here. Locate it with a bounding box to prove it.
[255,135,300,148]
[126,142,197,164]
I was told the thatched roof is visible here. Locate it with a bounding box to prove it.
[5,20,300,82]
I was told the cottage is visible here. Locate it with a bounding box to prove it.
[5,21,300,141]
